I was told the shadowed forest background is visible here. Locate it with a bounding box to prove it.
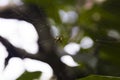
[0,0,120,80]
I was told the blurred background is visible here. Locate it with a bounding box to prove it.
[0,0,120,80]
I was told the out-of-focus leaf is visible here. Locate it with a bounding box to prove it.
[78,75,120,80]
[17,71,41,80]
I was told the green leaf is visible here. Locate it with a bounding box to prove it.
[78,75,120,80]
[17,71,41,80]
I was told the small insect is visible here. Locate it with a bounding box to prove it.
[55,35,63,43]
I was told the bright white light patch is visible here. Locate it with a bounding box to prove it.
[12,0,23,6]
[23,58,53,80]
[59,10,78,24]
[108,30,120,39]
[71,26,79,39]
[3,57,25,80]
[0,57,53,80]
[50,25,60,38]
[0,18,39,54]
[0,42,8,59]
[64,42,80,55]
[0,0,9,6]
[95,0,106,3]
[0,0,23,7]
[80,36,94,49]
[61,55,79,67]
[0,42,8,74]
